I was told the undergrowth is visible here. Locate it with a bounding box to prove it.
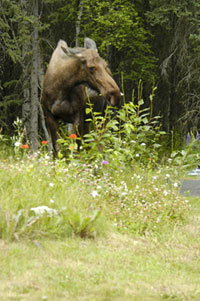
[0,156,190,240]
[0,85,196,240]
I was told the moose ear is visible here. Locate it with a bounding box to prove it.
[57,40,70,57]
[68,47,84,54]
[61,46,70,55]
[61,46,84,59]
[84,38,97,50]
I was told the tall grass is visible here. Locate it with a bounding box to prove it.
[0,153,189,241]
[0,89,195,241]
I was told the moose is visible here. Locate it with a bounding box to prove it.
[41,38,121,156]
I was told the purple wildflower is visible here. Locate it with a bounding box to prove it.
[187,132,190,145]
[101,160,109,165]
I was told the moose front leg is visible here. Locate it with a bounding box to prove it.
[43,107,60,157]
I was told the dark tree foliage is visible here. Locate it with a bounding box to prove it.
[146,0,200,141]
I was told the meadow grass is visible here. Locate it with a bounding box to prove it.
[0,152,199,299]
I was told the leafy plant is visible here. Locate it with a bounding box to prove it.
[66,208,101,238]
[79,83,166,167]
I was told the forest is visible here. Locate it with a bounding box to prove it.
[0,0,200,149]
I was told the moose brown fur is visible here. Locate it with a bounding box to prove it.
[41,38,121,156]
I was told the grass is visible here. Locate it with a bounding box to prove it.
[0,154,200,299]
[0,214,200,300]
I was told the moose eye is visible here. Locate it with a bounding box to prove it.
[89,66,95,73]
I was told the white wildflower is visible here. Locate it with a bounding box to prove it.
[49,183,54,187]
[91,190,99,198]
[163,190,168,196]
[31,206,58,217]
[165,174,170,178]
[121,192,127,197]
[14,141,21,147]
[173,182,178,188]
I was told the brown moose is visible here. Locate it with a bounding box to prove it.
[41,38,121,156]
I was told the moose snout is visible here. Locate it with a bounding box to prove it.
[106,87,121,107]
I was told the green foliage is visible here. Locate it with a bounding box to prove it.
[170,140,200,174]
[100,171,188,235]
[146,0,200,133]
[0,151,107,240]
[0,155,189,240]
[81,0,156,81]
[67,208,101,238]
[75,84,166,167]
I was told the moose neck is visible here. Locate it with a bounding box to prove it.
[62,59,86,92]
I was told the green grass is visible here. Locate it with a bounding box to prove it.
[0,215,200,300]
[0,155,200,299]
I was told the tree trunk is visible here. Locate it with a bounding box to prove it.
[76,1,84,47]
[21,0,31,141]
[30,0,39,150]
[38,48,52,152]
[22,81,31,140]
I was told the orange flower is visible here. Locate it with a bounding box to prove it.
[21,144,29,149]
[41,140,48,144]
[69,133,77,139]
[69,144,76,151]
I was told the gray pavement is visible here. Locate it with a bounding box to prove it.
[180,178,200,197]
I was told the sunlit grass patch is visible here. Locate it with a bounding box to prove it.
[0,158,107,240]
[0,156,190,240]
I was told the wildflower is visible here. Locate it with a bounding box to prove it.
[187,132,190,145]
[31,206,58,216]
[91,190,99,198]
[41,140,48,145]
[69,133,77,139]
[173,182,178,188]
[49,183,54,187]
[101,160,109,165]
[69,144,76,151]
[21,144,29,149]
[50,199,55,203]
[121,192,127,197]
[165,174,170,178]
[135,153,140,157]
[163,190,168,196]
[14,141,21,147]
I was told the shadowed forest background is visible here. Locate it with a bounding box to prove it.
[0,0,200,149]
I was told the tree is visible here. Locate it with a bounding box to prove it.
[80,0,156,94]
[0,0,30,132]
[146,0,200,143]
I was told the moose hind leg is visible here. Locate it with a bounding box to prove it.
[43,108,60,157]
